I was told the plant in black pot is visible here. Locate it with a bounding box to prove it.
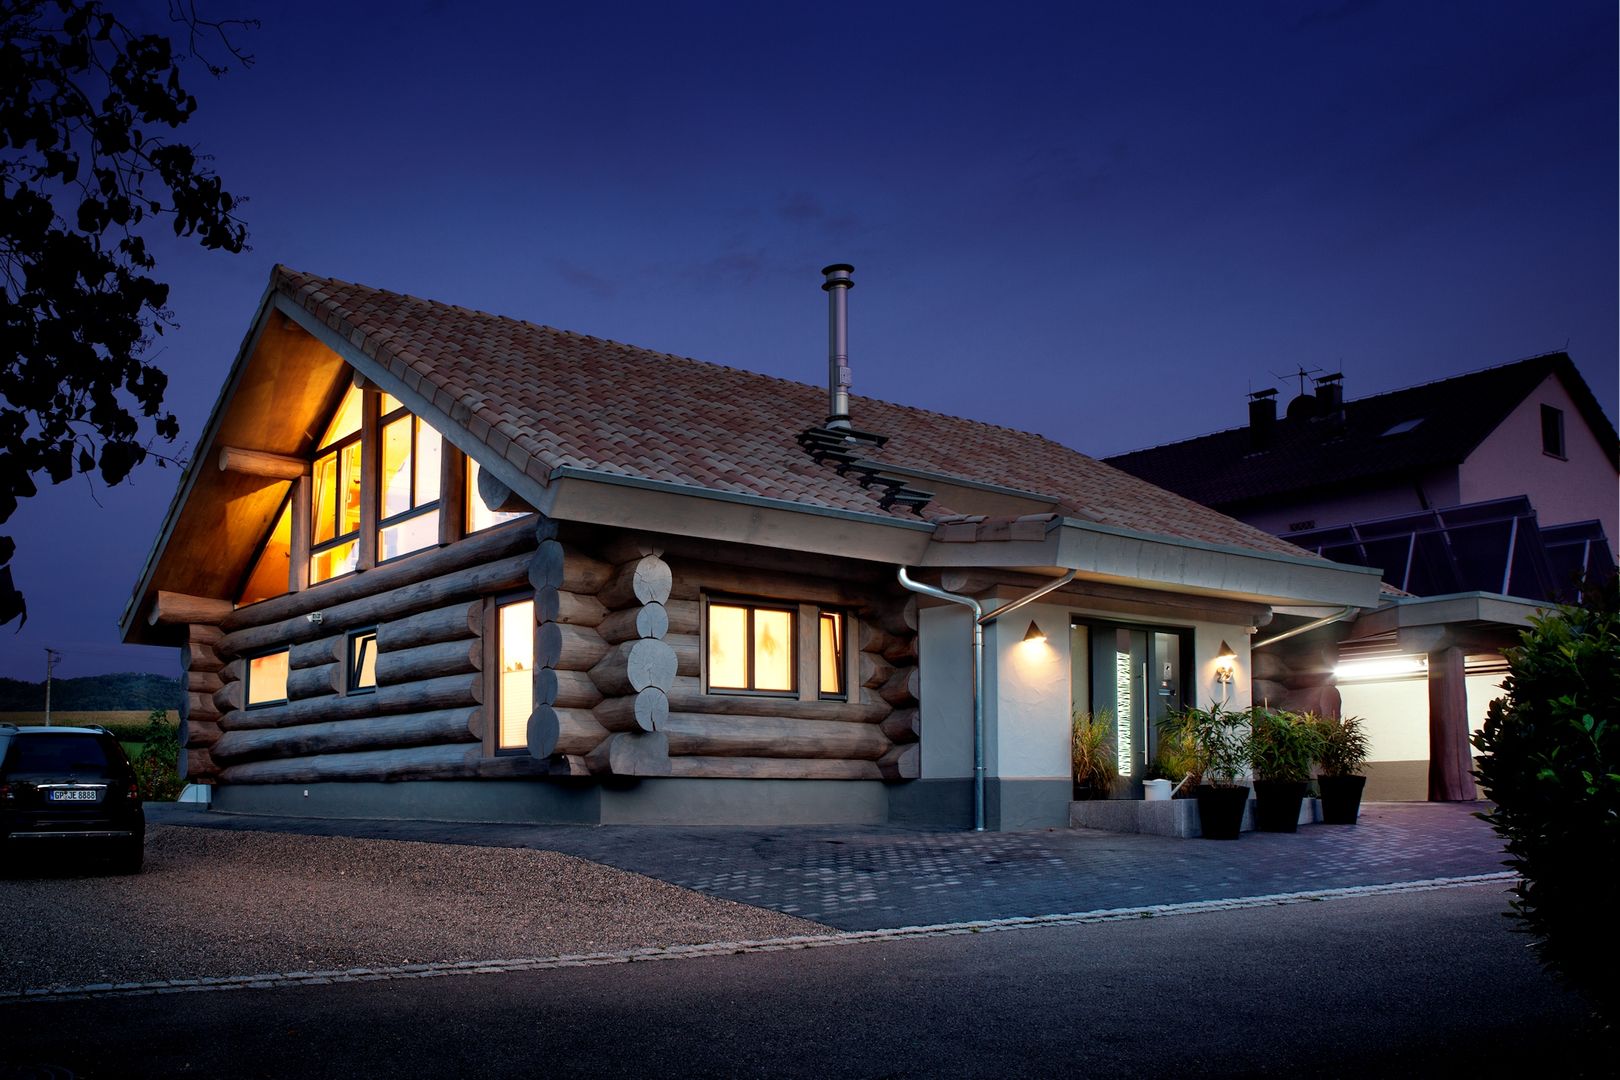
[1168,704,1250,839]
[1247,707,1326,833]
[1312,714,1370,824]
[1070,710,1118,800]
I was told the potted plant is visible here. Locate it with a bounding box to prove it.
[1152,721,1202,797]
[1246,707,1326,832]
[1168,704,1250,839]
[1070,710,1118,800]
[1312,713,1370,824]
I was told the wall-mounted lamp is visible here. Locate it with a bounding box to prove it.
[1214,641,1237,684]
[1022,620,1046,645]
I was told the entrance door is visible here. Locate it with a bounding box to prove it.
[1075,623,1188,797]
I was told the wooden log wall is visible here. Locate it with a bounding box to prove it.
[198,521,542,783]
[171,513,924,787]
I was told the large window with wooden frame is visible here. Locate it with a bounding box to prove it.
[704,599,849,699]
[495,596,534,751]
[310,385,365,584]
[378,394,442,560]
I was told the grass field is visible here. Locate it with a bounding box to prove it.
[1,711,180,748]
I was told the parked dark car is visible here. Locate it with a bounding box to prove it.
[0,724,145,874]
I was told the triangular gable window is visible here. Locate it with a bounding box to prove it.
[320,385,364,448]
[238,495,293,606]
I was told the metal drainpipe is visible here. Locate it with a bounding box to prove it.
[1250,606,1356,650]
[896,568,1078,832]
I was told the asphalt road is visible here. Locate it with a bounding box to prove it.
[1,883,1603,1079]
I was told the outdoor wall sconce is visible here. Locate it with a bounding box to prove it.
[1214,640,1237,684]
[1022,620,1046,645]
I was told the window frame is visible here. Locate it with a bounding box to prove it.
[702,597,801,698]
[487,591,536,755]
[244,648,291,710]
[346,629,378,695]
[309,421,364,585]
[817,608,848,702]
[236,490,295,607]
[376,401,443,564]
[1541,404,1567,459]
[465,457,528,534]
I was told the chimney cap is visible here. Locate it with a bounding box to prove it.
[821,263,854,290]
[1248,387,1278,400]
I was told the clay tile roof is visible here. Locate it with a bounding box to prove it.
[273,267,1316,559]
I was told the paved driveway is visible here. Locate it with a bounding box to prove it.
[151,801,1508,931]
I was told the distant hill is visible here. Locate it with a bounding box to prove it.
[0,672,182,712]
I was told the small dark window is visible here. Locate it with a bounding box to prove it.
[348,630,377,694]
[1287,519,1316,533]
[1541,405,1566,458]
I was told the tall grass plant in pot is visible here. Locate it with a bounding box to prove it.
[1313,714,1370,824]
[1070,710,1118,800]
[1168,704,1250,839]
[1247,707,1325,832]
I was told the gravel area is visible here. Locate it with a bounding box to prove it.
[0,825,829,992]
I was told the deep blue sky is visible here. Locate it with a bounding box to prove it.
[3,0,1615,680]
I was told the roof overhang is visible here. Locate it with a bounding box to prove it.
[918,516,1384,608]
[1344,590,1545,654]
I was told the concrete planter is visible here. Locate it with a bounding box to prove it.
[1069,795,1323,838]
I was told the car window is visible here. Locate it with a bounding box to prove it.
[5,734,113,776]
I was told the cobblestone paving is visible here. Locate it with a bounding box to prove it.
[152,802,1506,931]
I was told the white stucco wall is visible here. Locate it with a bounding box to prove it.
[1459,373,1619,535]
[1339,673,1507,761]
[918,596,1257,783]
[918,604,974,779]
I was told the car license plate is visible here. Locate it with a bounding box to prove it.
[49,789,97,802]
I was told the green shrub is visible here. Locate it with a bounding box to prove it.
[1472,579,1619,1022]
[1312,713,1370,777]
[1152,721,1203,792]
[1070,710,1119,793]
[1246,707,1324,782]
[1165,703,1248,788]
[132,707,184,801]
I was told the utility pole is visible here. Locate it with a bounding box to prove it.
[43,648,61,726]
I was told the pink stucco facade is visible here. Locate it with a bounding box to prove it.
[1459,373,1619,537]
[1240,467,1461,536]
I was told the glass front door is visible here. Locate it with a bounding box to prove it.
[1072,621,1189,797]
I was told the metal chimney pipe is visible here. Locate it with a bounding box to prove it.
[821,263,854,429]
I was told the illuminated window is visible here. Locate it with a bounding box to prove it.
[497,597,534,750]
[467,458,526,533]
[348,630,377,694]
[246,650,290,708]
[706,601,795,694]
[238,495,293,606]
[378,401,442,562]
[310,385,364,584]
[819,611,846,699]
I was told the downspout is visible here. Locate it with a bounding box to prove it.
[1251,606,1356,650]
[896,568,1078,831]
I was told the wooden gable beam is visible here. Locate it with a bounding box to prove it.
[218,446,309,480]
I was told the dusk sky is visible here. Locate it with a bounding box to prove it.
[2,0,1615,681]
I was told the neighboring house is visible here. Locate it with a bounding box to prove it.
[1106,355,1619,802]
[120,266,1381,829]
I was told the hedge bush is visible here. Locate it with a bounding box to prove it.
[132,708,184,801]
[1472,578,1618,1022]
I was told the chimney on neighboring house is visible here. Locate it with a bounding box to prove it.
[1248,388,1278,449]
[1314,372,1345,425]
[821,263,854,430]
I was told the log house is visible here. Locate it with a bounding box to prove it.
[120,266,1382,828]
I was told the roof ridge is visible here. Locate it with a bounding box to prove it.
[1108,350,1572,459]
